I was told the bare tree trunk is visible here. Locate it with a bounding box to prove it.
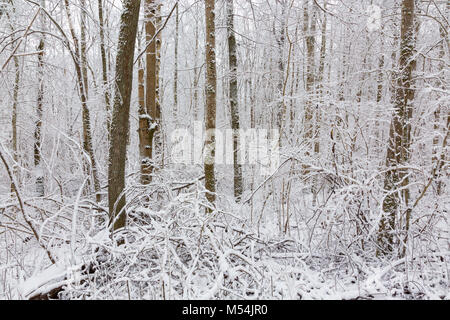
[275,2,286,133]
[192,18,200,122]
[204,0,217,208]
[377,0,416,256]
[144,0,159,181]
[375,24,385,157]
[80,0,101,202]
[137,32,153,185]
[155,4,163,167]
[433,6,448,196]
[376,25,385,105]
[316,1,327,155]
[303,1,318,204]
[11,55,19,193]
[249,75,255,129]
[64,0,101,202]
[226,0,243,201]
[309,2,326,206]
[80,1,88,100]
[108,0,141,231]
[34,38,44,197]
[303,0,316,148]
[173,2,179,122]
[4,2,20,194]
[97,0,111,134]
[32,0,47,197]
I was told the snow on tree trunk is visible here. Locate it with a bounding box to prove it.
[108,0,141,230]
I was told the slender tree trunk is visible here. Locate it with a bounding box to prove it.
[376,25,385,104]
[274,1,286,134]
[303,0,316,147]
[34,38,44,197]
[433,8,448,196]
[249,74,255,129]
[204,0,217,208]
[11,55,20,193]
[192,17,200,122]
[375,25,385,156]
[32,1,46,197]
[316,1,327,155]
[80,0,101,202]
[303,0,318,203]
[155,4,163,167]
[4,3,20,194]
[226,0,243,201]
[377,0,416,256]
[173,3,179,122]
[309,2,326,205]
[108,0,141,231]
[80,0,88,100]
[144,0,160,181]
[64,0,101,202]
[137,32,153,185]
[97,0,111,134]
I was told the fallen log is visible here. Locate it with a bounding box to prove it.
[20,263,95,300]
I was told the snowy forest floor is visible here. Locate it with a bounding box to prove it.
[1,164,448,300]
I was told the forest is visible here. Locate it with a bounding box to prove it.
[0,0,448,300]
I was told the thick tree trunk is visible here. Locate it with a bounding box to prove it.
[108,0,141,231]
[204,0,217,208]
[377,0,416,256]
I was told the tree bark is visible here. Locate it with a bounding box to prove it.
[137,32,153,185]
[226,0,243,201]
[143,0,160,182]
[155,4,163,167]
[303,0,316,148]
[108,0,141,230]
[316,1,327,155]
[11,55,19,193]
[34,38,44,197]
[173,2,179,122]
[377,0,416,256]
[432,4,448,196]
[97,0,111,134]
[204,0,217,208]
[275,2,286,133]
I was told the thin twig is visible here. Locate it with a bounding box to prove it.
[0,145,55,264]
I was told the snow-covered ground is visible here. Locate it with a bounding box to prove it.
[1,169,448,300]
